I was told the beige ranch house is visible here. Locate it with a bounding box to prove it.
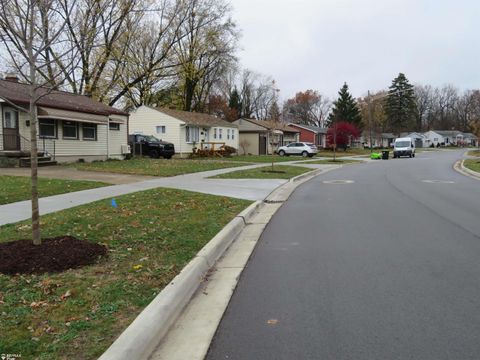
[129,106,239,156]
[233,118,300,155]
[0,76,129,164]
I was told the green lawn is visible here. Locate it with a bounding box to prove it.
[210,165,313,180]
[0,176,108,205]
[315,148,374,157]
[71,158,246,177]
[229,155,312,163]
[464,159,480,173]
[467,150,480,157]
[307,159,362,165]
[0,188,251,359]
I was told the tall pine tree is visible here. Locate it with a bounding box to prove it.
[228,86,242,117]
[384,73,417,135]
[327,82,362,127]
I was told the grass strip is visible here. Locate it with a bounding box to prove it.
[0,175,108,205]
[210,165,313,180]
[464,159,480,173]
[71,158,246,177]
[306,159,362,165]
[0,188,251,359]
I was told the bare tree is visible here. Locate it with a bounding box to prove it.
[174,0,239,112]
[282,90,331,127]
[0,0,72,245]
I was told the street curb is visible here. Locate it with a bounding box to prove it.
[454,159,480,181]
[99,167,326,360]
[98,200,262,360]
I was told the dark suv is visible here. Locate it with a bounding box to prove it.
[128,134,175,159]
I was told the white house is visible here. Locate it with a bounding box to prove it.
[0,76,129,164]
[129,106,238,156]
[401,132,429,148]
[424,130,445,147]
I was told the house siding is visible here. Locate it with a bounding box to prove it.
[129,106,238,155]
[238,133,260,155]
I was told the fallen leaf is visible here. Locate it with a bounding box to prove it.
[60,290,72,301]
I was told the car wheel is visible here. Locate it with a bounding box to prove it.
[279,150,285,156]
[150,149,159,158]
[412,153,415,158]
[409,154,412,158]
[302,151,308,157]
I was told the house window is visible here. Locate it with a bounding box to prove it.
[186,126,199,143]
[83,123,97,140]
[39,119,57,138]
[63,121,78,139]
[3,109,17,128]
[219,128,223,140]
[232,129,235,140]
[109,123,120,131]
[213,128,217,139]
[156,125,166,134]
[227,129,230,140]
[434,138,438,141]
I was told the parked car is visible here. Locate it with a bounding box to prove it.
[128,134,175,159]
[393,137,415,158]
[277,142,318,157]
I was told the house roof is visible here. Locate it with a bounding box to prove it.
[288,123,327,134]
[241,118,300,133]
[434,130,463,137]
[381,133,396,139]
[463,132,478,139]
[0,79,128,116]
[153,107,237,128]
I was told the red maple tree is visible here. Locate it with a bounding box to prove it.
[327,121,361,150]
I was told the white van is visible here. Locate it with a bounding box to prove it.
[393,137,415,158]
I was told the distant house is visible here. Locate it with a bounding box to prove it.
[0,76,129,163]
[434,130,465,146]
[463,133,479,147]
[232,118,300,155]
[401,132,428,148]
[424,130,445,147]
[129,106,238,156]
[360,132,395,148]
[287,123,327,148]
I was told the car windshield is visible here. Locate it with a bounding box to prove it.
[144,135,160,142]
[395,141,410,147]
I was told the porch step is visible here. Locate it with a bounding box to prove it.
[19,156,57,168]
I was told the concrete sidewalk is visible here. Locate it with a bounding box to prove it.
[0,163,290,226]
[0,159,353,226]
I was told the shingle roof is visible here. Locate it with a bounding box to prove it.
[463,132,478,139]
[434,130,463,137]
[241,118,300,133]
[0,79,127,116]
[288,123,327,134]
[154,107,237,128]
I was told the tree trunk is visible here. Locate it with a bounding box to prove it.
[29,72,41,245]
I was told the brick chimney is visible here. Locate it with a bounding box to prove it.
[4,73,19,82]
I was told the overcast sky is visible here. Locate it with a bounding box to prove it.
[229,0,480,101]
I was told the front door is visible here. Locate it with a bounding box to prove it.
[2,107,20,150]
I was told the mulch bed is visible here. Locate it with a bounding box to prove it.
[0,236,107,275]
[261,170,286,174]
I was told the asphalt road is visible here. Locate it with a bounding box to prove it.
[206,150,480,360]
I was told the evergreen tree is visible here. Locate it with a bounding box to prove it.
[228,86,242,118]
[384,73,417,134]
[327,82,362,127]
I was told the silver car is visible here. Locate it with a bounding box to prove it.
[277,142,318,157]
